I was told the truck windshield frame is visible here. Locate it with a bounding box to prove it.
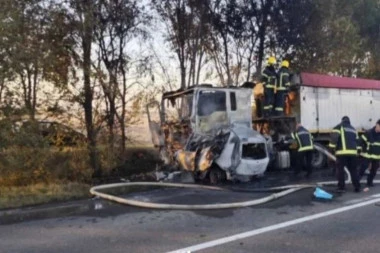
[197,90,227,116]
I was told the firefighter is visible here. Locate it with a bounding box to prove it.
[274,60,291,116]
[261,56,277,117]
[358,119,380,187]
[329,116,361,193]
[290,123,314,177]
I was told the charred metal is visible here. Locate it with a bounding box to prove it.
[147,85,271,183]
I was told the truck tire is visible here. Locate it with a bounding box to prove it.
[208,165,227,185]
[311,143,327,170]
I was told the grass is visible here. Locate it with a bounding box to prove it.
[0,182,91,210]
[0,146,161,210]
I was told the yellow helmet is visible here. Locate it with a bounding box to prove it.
[281,60,289,68]
[267,56,276,65]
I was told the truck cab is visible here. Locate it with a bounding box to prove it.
[147,85,269,183]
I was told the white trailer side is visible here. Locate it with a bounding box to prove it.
[300,86,380,132]
[296,72,380,133]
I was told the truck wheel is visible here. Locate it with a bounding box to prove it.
[208,166,227,185]
[311,143,327,170]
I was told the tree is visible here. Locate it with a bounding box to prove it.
[186,0,212,86]
[240,0,259,81]
[254,0,274,76]
[353,0,380,78]
[270,0,315,65]
[151,0,189,89]
[205,0,245,86]
[94,0,147,155]
[0,0,72,119]
[68,0,101,178]
[152,0,212,88]
[269,0,366,76]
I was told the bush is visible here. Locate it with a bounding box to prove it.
[0,119,92,186]
[0,146,94,187]
[0,118,159,187]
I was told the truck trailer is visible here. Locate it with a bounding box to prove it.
[291,72,380,133]
[252,72,380,171]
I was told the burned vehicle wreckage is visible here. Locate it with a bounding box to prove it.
[147,84,275,184]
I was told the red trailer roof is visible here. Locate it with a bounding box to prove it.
[300,72,380,90]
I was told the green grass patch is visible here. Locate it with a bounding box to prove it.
[0,182,90,210]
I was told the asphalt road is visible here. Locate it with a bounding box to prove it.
[2,172,380,253]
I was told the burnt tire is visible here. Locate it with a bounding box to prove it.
[311,143,327,170]
[208,166,227,185]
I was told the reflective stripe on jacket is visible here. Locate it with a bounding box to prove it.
[261,66,277,89]
[291,126,314,152]
[329,122,359,156]
[359,132,371,158]
[363,127,380,160]
[277,67,290,91]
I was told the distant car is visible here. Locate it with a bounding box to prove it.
[19,120,86,147]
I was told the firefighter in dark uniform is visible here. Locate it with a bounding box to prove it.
[358,119,380,187]
[329,116,361,193]
[261,56,277,117]
[290,123,314,177]
[274,60,291,116]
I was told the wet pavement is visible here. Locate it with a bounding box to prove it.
[0,168,340,225]
[2,169,380,253]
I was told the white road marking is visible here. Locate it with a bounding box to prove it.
[343,194,380,205]
[167,195,380,253]
[344,193,380,205]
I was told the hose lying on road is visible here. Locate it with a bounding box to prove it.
[89,145,378,210]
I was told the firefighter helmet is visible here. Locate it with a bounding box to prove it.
[342,116,350,123]
[267,56,276,65]
[281,60,289,68]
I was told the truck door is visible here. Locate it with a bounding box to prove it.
[146,101,164,147]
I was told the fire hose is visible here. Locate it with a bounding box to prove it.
[90,145,378,210]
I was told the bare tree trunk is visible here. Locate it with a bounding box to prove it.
[19,68,36,120]
[212,52,226,86]
[257,28,265,75]
[82,0,100,179]
[27,69,33,119]
[0,77,4,103]
[234,39,245,84]
[20,73,28,114]
[108,77,116,153]
[246,38,256,81]
[196,51,204,85]
[32,62,38,120]
[119,63,127,156]
[191,38,198,86]
[222,33,232,87]
[257,0,272,75]
[187,50,194,87]
[179,47,186,89]
[247,51,253,81]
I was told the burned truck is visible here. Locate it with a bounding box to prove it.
[147,85,270,183]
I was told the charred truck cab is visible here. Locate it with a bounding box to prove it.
[147,85,269,183]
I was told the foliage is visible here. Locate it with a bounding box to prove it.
[0,119,91,186]
[0,0,74,119]
[352,0,380,78]
[93,0,149,156]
